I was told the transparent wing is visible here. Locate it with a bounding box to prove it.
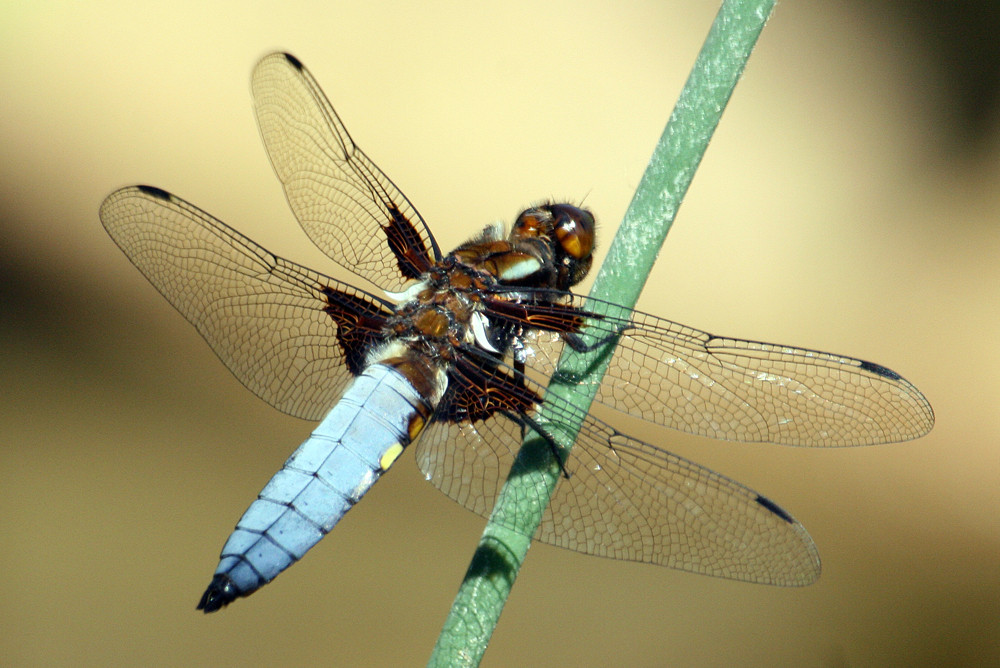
[100,185,392,420]
[414,361,821,585]
[251,52,440,292]
[509,294,934,447]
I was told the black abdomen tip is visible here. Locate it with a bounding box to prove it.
[197,574,241,613]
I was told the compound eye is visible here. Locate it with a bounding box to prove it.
[550,204,596,261]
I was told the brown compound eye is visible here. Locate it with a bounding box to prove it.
[549,204,595,261]
[510,203,596,288]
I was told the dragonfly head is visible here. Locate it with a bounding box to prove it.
[511,203,595,289]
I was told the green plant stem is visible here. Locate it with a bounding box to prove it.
[428,2,776,665]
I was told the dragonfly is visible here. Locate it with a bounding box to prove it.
[100,53,934,613]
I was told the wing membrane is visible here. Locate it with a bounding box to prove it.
[497,293,934,446]
[251,52,440,291]
[100,185,391,420]
[414,355,821,585]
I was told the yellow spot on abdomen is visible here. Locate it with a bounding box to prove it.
[408,414,427,442]
[380,443,404,471]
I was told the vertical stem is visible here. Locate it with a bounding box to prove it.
[428,2,776,665]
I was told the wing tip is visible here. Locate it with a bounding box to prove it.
[282,52,303,70]
[857,360,936,438]
[754,493,795,524]
[136,184,172,201]
[858,359,901,381]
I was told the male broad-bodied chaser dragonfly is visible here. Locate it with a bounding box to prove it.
[100,53,934,612]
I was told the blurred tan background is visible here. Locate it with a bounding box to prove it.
[3,1,999,666]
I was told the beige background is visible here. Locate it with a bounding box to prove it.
[4,1,999,666]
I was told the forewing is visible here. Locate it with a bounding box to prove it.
[414,358,820,585]
[251,52,440,291]
[501,294,934,447]
[100,185,392,420]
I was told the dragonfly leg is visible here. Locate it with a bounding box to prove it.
[502,409,572,480]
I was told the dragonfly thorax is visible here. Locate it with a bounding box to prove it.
[385,261,502,364]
